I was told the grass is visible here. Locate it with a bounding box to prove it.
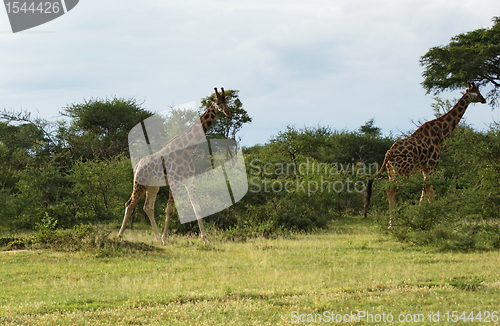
[0,217,499,325]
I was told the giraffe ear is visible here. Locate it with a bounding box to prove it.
[460,91,466,95]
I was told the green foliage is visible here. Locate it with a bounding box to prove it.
[61,97,153,159]
[358,118,381,137]
[7,157,72,229]
[0,109,60,158]
[35,212,58,232]
[0,224,160,255]
[267,125,393,165]
[194,124,393,238]
[420,17,500,107]
[68,155,132,224]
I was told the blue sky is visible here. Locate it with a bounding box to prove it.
[1,0,499,147]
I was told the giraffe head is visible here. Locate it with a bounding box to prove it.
[464,81,487,104]
[212,87,231,117]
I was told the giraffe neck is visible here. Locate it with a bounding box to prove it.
[435,92,471,140]
[152,102,219,161]
[200,103,218,134]
[413,92,471,144]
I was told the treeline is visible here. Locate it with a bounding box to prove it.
[1,98,500,249]
[0,96,391,237]
[213,122,394,238]
[0,98,151,229]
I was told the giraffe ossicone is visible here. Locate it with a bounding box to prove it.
[363,82,487,229]
[119,88,248,244]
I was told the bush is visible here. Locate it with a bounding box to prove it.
[0,223,161,256]
[68,154,132,224]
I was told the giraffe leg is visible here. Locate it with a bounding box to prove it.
[161,191,175,245]
[386,187,396,230]
[420,184,435,203]
[426,185,435,200]
[143,186,162,243]
[119,184,147,238]
[420,172,435,203]
[184,177,208,244]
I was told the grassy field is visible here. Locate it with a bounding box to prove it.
[1,217,499,325]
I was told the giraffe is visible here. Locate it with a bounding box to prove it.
[118,88,231,244]
[363,82,486,228]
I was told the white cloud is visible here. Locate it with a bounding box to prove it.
[0,0,498,145]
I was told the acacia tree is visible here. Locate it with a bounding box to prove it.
[199,89,251,142]
[61,97,153,159]
[420,17,500,107]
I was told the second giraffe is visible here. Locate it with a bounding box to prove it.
[363,82,487,228]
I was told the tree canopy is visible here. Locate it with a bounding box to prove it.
[61,97,153,159]
[420,16,500,107]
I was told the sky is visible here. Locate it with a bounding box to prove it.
[1,0,499,147]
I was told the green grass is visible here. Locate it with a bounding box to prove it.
[1,217,499,325]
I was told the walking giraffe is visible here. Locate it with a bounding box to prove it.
[119,88,230,244]
[363,82,486,228]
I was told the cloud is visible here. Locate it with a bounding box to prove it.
[0,0,498,146]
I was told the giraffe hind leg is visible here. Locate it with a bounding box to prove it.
[143,186,162,243]
[387,187,396,230]
[184,177,208,244]
[161,190,175,245]
[420,184,435,203]
[420,172,435,203]
[119,183,147,237]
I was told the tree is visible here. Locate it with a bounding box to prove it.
[420,17,500,107]
[0,109,60,158]
[61,97,153,159]
[358,118,381,137]
[199,89,251,141]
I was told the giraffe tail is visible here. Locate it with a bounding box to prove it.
[363,179,374,218]
[363,154,389,218]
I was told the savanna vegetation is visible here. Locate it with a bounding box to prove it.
[2,96,500,251]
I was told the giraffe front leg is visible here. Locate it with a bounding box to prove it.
[198,219,209,244]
